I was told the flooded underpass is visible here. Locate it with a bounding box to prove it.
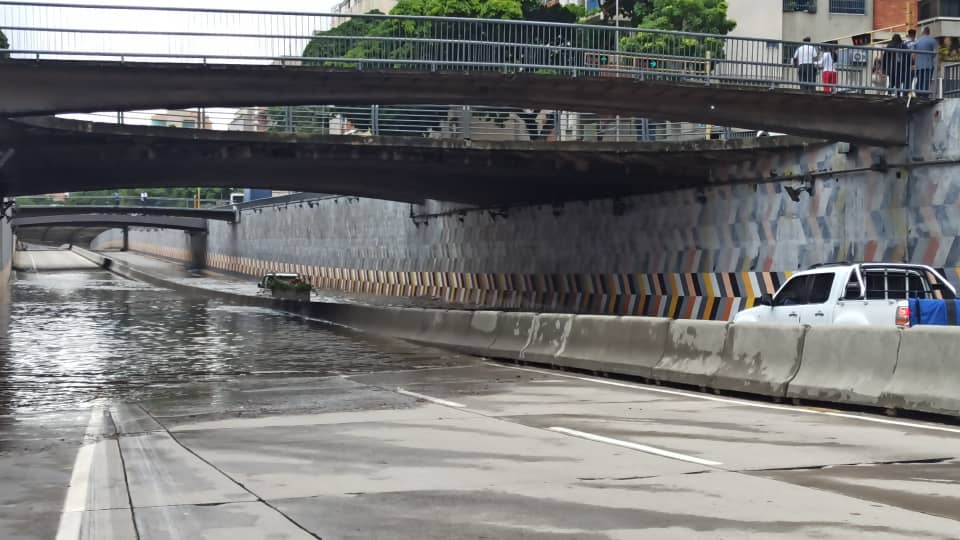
[2,270,467,414]
[5,259,960,539]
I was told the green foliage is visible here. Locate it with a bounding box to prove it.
[270,278,311,292]
[639,0,735,34]
[620,0,734,64]
[32,188,234,206]
[0,29,8,59]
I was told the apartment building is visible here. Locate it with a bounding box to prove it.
[728,1,917,43]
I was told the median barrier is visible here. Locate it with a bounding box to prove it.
[709,322,806,398]
[653,320,728,388]
[787,325,900,407]
[522,314,574,365]
[486,312,537,360]
[322,304,430,341]
[881,326,960,416]
[552,315,670,379]
[413,309,498,356]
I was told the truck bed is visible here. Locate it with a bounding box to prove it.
[908,298,960,326]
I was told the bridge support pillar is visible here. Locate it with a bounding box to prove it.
[187,231,207,271]
[121,226,129,251]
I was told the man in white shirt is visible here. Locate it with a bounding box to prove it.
[793,37,819,93]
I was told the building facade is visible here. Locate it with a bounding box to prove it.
[729,0,917,43]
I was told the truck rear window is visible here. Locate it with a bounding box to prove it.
[863,269,932,300]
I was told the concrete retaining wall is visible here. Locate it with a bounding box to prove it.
[71,246,960,418]
[88,99,960,321]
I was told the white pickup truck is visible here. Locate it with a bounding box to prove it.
[733,263,957,327]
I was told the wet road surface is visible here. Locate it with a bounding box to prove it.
[4,257,960,539]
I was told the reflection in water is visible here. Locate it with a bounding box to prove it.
[0,270,447,413]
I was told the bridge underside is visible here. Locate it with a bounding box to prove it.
[16,226,112,247]
[0,61,922,145]
[13,205,236,221]
[0,117,817,205]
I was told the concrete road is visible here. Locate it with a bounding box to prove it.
[12,249,98,272]
[13,358,960,539]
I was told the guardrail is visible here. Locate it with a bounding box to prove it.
[78,106,766,143]
[945,63,960,98]
[0,1,939,96]
[13,195,229,208]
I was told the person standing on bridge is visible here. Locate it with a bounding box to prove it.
[913,27,938,96]
[883,34,909,97]
[793,37,819,93]
[113,191,120,208]
[818,44,838,94]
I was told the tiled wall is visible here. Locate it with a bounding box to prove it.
[91,101,960,319]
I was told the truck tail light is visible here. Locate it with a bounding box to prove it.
[896,305,911,327]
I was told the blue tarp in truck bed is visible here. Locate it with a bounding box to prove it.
[909,298,960,326]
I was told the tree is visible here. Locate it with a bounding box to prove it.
[620,0,735,72]
[639,0,735,34]
[0,29,9,60]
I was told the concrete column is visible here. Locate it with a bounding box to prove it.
[121,226,129,251]
[187,231,207,270]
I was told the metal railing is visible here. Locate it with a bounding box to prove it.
[0,1,938,96]
[72,106,767,143]
[945,63,960,97]
[13,195,229,208]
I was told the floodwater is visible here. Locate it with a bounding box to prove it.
[0,270,459,414]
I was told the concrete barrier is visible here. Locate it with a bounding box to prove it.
[709,323,806,398]
[653,320,728,388]
[552,315,670,379]
[413,309,498,356]
[486,312,536,361]
[881,326,960,416]
[787,326,900,407]
[522,314,574,365]
[321,304,430,342]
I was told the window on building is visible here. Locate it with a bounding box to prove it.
[829,0,866,14]
[784,0,816,11]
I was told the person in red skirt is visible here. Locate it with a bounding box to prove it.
[819,44,838,94]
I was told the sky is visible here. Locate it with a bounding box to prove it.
[2,0,343,128]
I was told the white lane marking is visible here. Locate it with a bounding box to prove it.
[55,405,105,540]
[397,388,467,408]
[549,426,722,466]
[488,362,960,436]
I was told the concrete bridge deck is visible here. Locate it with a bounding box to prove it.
[0,116,821,204]
[12,205,236,221]
[0,60,920,145]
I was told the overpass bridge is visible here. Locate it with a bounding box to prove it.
[0,116,817,204]
[11,205,237,222]
[0,2,941,144]
[10,213,211,248]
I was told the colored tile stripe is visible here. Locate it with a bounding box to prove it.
[123,241,960,321]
